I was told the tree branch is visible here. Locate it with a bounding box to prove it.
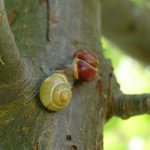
[112,93,150,119]
[101,0,150,64]
[0,0,35,104]
[0,0,23,83]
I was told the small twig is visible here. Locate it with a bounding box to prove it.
[113,93,150,119]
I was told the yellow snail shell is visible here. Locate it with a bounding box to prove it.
[39,73,72,111]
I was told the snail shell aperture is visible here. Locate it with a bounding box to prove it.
[73,50,99,82]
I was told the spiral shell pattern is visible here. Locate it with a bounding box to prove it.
[39,73,72,111]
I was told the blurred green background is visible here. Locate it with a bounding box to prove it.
[103,38,150,150]
[103,1,150,149]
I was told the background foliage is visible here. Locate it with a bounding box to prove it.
[103,0,150,145]
[103,1,150,149]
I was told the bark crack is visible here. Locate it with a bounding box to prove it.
[47,0,50,41]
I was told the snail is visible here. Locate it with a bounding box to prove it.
[39,73,72,111]
[73,50,99,82]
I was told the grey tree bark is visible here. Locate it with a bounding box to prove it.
[0,0,150,150]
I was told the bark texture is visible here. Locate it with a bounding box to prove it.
[0,0,114,149]
[0,0,22,83]
[113,93,150,119]
[0,0,36,104]
[1,0,150,150]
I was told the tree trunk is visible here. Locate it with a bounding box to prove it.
[0,0,150,150]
